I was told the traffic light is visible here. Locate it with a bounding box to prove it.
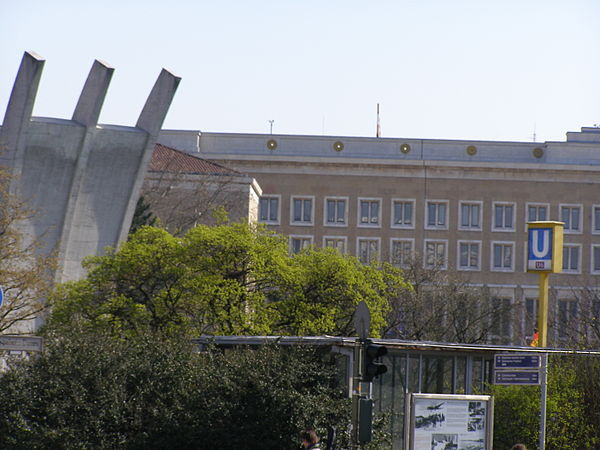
[362,340,388,382]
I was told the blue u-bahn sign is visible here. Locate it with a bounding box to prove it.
[528,228,552,271]
[527,222,564,273]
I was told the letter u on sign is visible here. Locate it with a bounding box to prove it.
[531,230,550,258]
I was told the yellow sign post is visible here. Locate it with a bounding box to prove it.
[526,221,564,347]
[526,221,563,450]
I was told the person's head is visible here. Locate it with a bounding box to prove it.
[300,429,319,448]
[511,444,527,450]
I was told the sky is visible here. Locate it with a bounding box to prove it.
[1,0,599,143]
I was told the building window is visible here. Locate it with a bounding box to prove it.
[324,197,347,226]
[358,198,381,227]
[289,235,312,254]
[491,242,514,271]
[357,238,380,264]
[391,199,415,228]
[258,196,280,224]
[459,201,482,230]
[323,236,346,254]
[560,204,582,233]
[424,240,447,269]
[458,241,481,271]
[391,239,414,268]
[426,200,448,230]
[562,244,581,273]
[493,202,515,231]
[592,246,600,274]
[527,203,548,223]
[592,205,600,234]
[490,298,512,340]
[290,196,314,225]
[557,299,578,339]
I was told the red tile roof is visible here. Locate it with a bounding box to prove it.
[150,143,243,176]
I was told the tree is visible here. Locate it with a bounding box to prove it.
[46,223,399,338]
[0,165,55,334]
[128,195,157,235]
[0,329,352,449]
[383,256,517,344]
[491,354,599,449]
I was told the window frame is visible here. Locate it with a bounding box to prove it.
[592,245,600,275]
[491,241,515,272]
[525,202,550,231]
[562,243,582,274]
[357,237,381,264]
[390,198,416,229]
[559,203,583,234]
[457,240,481,271]
[592,205,600,235]
[290,195,315,226]
[323,196,348,227]
[258,195,281,225]
[492,202,516,232]
[390,238,414,268]
[357,197,382,228]
[423,239,448,270]
[289,235,313,254]
[323,236,347,254]
[458,200,483,231]
[425,199,449,231]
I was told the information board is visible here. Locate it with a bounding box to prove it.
[406,393,493,450]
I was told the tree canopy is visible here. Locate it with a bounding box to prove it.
[46,223,403,338]
[0,165,55,333]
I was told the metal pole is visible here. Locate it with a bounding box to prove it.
[538,272,549,347]
[351,341,362,449]
[539,353,548,450]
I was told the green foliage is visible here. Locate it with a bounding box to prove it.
[128,195,157,235]
[46,223,400,338]
[0,330,350,450]
[491,355,600,449]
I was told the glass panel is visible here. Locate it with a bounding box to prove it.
[456,357,467,393]
[303,199,311,222]
[494,205,502,228]
[539,206,547,221]
[427,203,436,226]
[361,201,369,223]
[438,204,446,226]
[505,205,513,227]
[327,200,335,223]
[528,206,536,222]
[269,199,278,221]
[493,244,501,268]
[337,201,345,223]
[460,243,468,267]
[293,199,301,222]
[259,198,268,221]
[562,207,570,228]
[595,247,600,271]
[461,204,468,227]
[595,207,600,231]
[404,203,412,225]
[471,204,479,227]
[394,202,401,223]
[371,202,379,223]
[572,208,580,230]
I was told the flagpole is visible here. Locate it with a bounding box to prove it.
[376,103,381,138]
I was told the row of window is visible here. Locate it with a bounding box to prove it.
[290,235,600,274]
[260,196,600,233]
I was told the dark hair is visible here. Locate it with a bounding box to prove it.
[511,445,527,450]
[300,429,319,445]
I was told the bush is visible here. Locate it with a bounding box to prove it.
[0,331,350,449]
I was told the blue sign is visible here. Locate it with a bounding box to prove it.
[494,370,540,385]
[528,227,552,270]
[0,286,3,307]
[495,354,541,369]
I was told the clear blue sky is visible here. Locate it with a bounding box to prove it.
[1,0,599,142]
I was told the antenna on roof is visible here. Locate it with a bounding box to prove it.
[376,103,381,138]
[533,122,537,142]
[268,119,274,135]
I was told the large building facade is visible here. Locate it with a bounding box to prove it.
[159,127,600,346]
